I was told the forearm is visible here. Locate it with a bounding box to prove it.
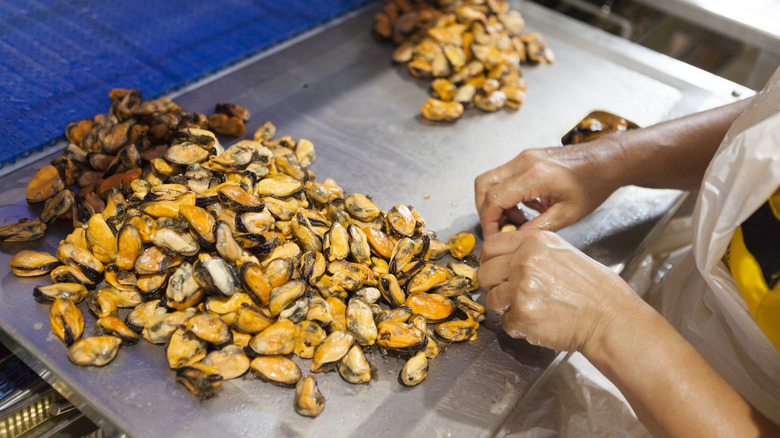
[583,297,778,437]
[587,97,754,192]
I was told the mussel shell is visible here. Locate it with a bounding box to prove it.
[167,327,208,369]
[310,330,354,372]
[434,318,479,343]
[400,351,429,386]
[234,303,275,334]
[294,320,327,359]
[346,298,378,347]
[251,356,302,386]
[193,254,242,297]
[67,336,122,367]
[404,293,456,323]
[0,218,47,243]
[41,189,75,224]
[56,242,104,283]
[246,318,296,356]
[50,297,84,346]
[176,362,223,400]
[239,262,273,307]
[293,375,325,417]
[268,280,306,317]
[95,315,139,345]
[203,345,250,380]
[184,312,233,347]
[50,265,96,289]
[338,344,372,384]
[343,193,380,222]
[9,250,61,277]
[376,321,427,353]
[217,184,264,212]
[142,308,197,344]
[151,227,200,257]
[34,283,88,303]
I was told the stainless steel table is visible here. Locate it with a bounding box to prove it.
[630,0,780,90]
[0,2,751,437]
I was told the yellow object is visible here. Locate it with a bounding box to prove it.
[725,189,780,352]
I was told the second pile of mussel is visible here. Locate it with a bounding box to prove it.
[373,0,554,122]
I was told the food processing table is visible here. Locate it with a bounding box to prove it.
[0,2,751,437]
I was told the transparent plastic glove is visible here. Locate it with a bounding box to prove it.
[474,142,618,238]
[478,230,642,352]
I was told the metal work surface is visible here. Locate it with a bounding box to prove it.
[628,0,780,90]
[630,0,780,52]
[0,2,749,437]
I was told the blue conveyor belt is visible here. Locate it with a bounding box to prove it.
[0,0,373,167]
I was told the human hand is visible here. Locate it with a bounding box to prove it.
[474,143,619,238]
[478,230,642,352]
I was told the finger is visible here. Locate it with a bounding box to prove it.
[479,176,543,238]
[478,230,526,264]
[484,280,516,314]
[474,165,516,213]
[500,309,528,339]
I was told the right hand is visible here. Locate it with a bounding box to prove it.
[478,229,641,352]
[474,142,619,238]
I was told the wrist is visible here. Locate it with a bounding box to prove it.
[560,136,632,208]
[579,286,658,371]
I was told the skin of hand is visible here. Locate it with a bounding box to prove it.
[478,229,640,351]
[474,97,754,238]
[475,96,780,436]
[474,140,622,237]
[479,229,780,437]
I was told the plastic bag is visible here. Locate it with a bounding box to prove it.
[655,65,780,424]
